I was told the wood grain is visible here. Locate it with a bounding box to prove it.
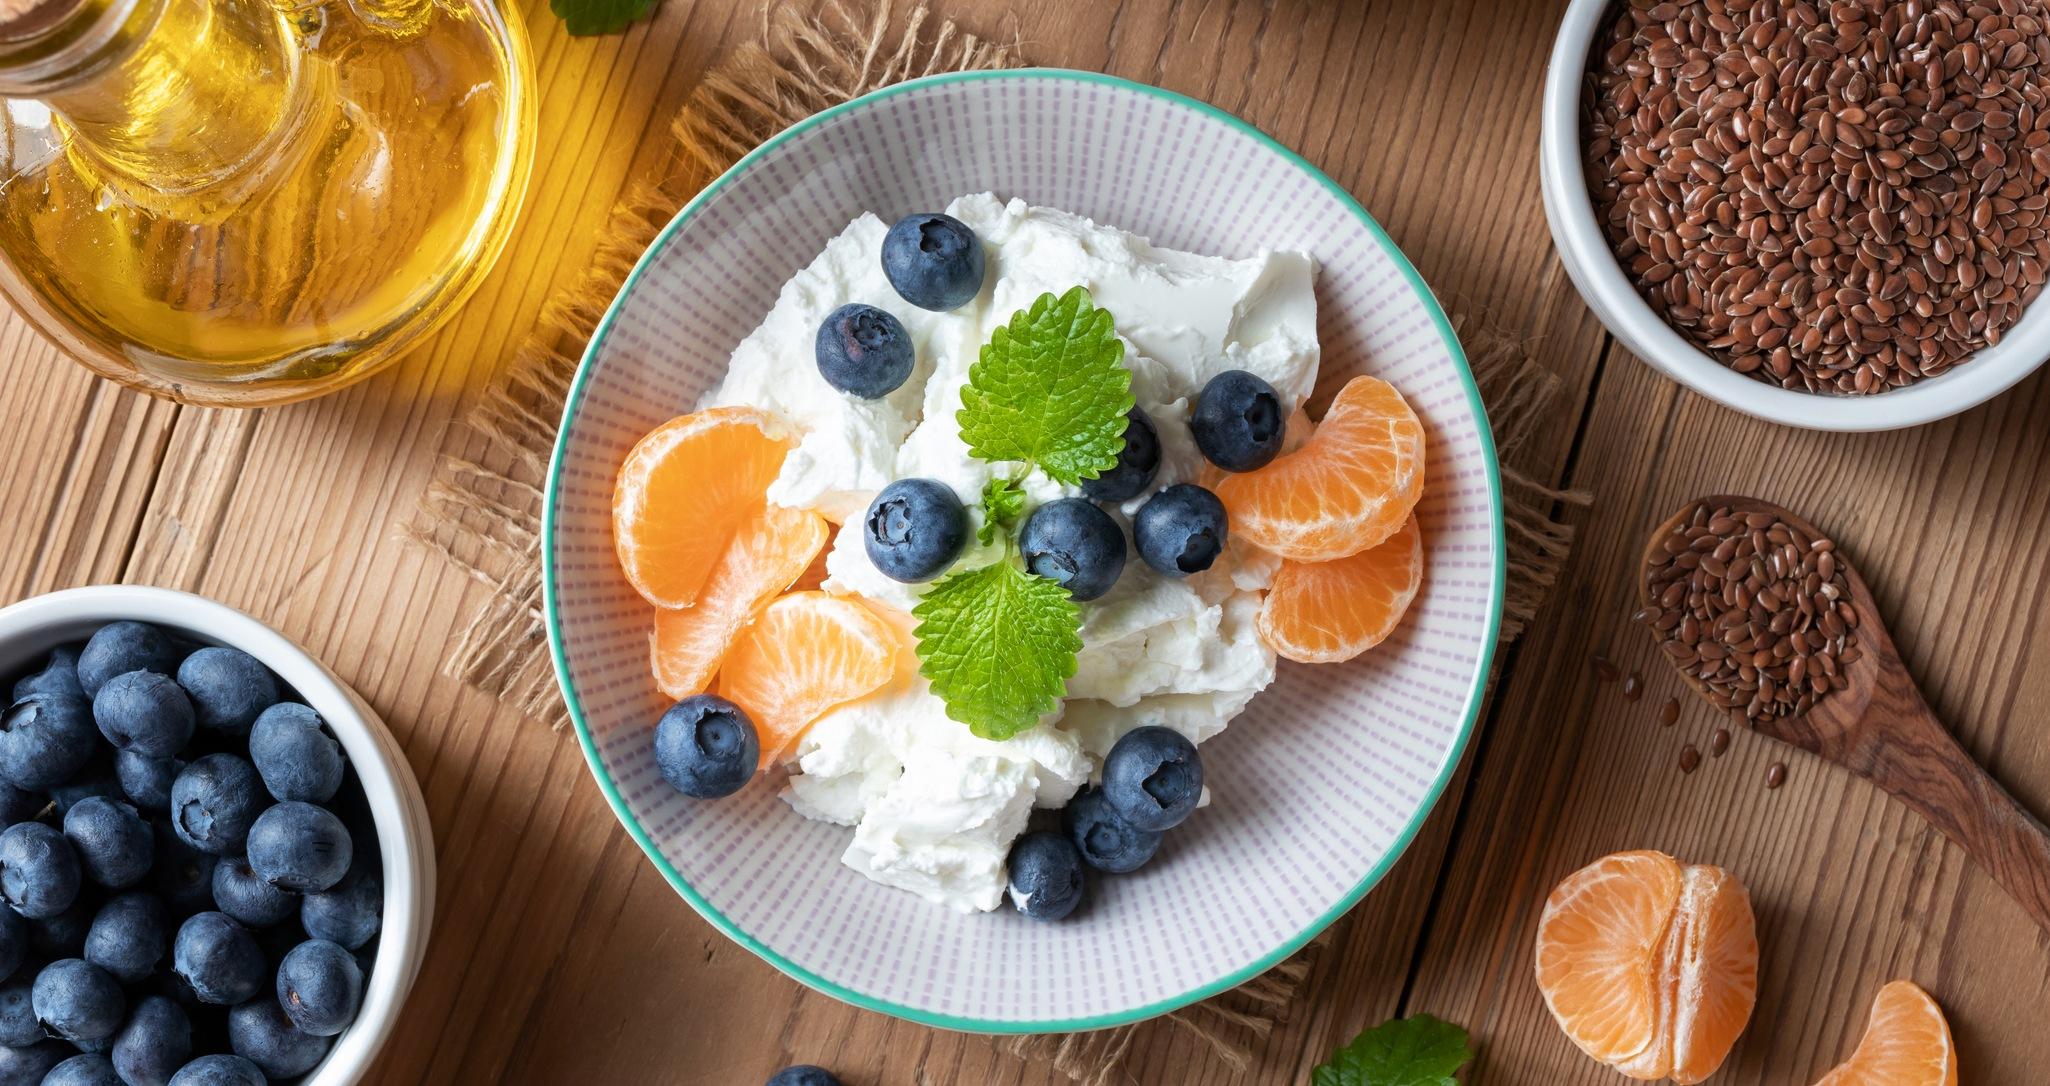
[0,0,2046,1082]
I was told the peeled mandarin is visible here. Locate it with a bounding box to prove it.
[613,407,789,609]
[1257,515,1422,663]
[1534,850,1758,1084]
[1213,375,1425,562]
[650,504,829,700]
[1812,982,1957,1086]
[718,591,901,768]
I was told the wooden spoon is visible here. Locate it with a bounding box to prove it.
[1640,494,2050,933]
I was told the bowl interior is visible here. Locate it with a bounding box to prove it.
[547,70,1504,1030]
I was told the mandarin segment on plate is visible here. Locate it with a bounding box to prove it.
[1257,514,1422,663]
[1535,850,1758,1084]
[650,504,830,700]
[613,407,790,609]
[1812,982,1958,1086]
[718,591,901,768]
[1212,374,1425,562]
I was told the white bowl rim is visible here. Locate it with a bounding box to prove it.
[1541,0,2050,432]
[542,67,1508,1034]
[0,585,433,1083]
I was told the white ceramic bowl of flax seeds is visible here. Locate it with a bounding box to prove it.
[1542,0,2050,432]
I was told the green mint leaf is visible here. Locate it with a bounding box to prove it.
[958,287,1134,486]
[1312,1015,1473,1086]
[912,559,1080,740]
[551,0,655,35]
[978,476,1027,546]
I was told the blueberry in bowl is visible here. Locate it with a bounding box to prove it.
[1018,497,1127,602]
[863,478,969,584]
[1193,369,1287,472]
[882,212,986,311]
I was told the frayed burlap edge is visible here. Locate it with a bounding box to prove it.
[402,5,1589,1080]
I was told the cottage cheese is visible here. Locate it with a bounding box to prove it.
[705,193,1319,912]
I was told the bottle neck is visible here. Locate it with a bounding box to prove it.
[0,0,302,192]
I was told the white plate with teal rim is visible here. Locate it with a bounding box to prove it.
[544,69,1504,1033]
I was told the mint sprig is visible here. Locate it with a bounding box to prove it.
[957,287,1133,486]
[912,560,1081,740]
[1312,1015,1473,1086]
[978,476,1026,547]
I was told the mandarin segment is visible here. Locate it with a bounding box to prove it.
[1257,516,1422,663]
[718,591,901,768]
[650,504,830,700]
[613,407,790,609]
[1813,982,1958,1086]
[1212,375,1425,562]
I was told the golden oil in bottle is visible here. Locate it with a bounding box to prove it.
[0,0,534,405]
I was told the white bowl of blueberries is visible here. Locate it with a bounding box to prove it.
[0,587,432,1086]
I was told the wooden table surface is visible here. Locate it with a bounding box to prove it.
[4,0,2048,1081]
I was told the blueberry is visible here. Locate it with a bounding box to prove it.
[0,981,32,1048]
[1005,831,1085,922]
[881,213,984,311]
[31,958,123,1045]
[169,756,267,857]
[210,860,295,929]
[166,1055,265,1086]
[0,823,78,919]
[171,913,263,1006]
[814,304,915,399]
[174,650,277,739]
[274,940,360,1037]
[653,696,758,800]
[862,478,968,583]
[76,625,180,700]
[0,1040,64,1086]
[1061,786,1162,873]
[225,997,327,1078]
[1133,484,1229,578]
[113,995,192,1086]
[116,752,182,813]
[150,825,217,918]
[43,1053,122,1086]
[90,673,193,762]
[244,706,339,806]
[0,694,98,792]
[1192,369,1286,472]
[63,798,151,890]
[1080,408,1162,504]
[766,1067,841,1086]
[299,855,378,951]
[1101,726,1204,832]
[85,893,168,984]
[244,805,349,894]
[1018,498,1126,601]
[0,910,20,981]
[12,648,81,702]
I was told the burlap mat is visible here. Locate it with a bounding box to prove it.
[403,2,1588,1078]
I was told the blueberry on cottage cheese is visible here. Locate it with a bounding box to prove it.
[814,303,915,399]
[1192,369,1286,472]
[32,958,125,1045]
[64,797,153,889]
[299,854,380,951]
[171,913,264,1006]
[0,692,98,792]
[246,705,341,805]
[76,624,181,699]
[863,478,969,583]
[169,756,267,857]
[245,803,349,894]
[112,994,192,1086]
[653,695,758,800]
[1133,484,1228,578]
[13,646,82,702]
[150,824,218,918]
[0,1039,64,1085]
[1101,726,1204,833]
[881,212,985,311]
[1004,831,1085,922]
[226,996,328,1078]
[85,892,169,984]
[766,1067,842,1086]
[1080,408,1162,504]
[1018,498,1126,602]
[209,859,296,929]
[275,940,360,1037]
[117,751,183,814]
[93,672,195,760]
[175,649,278,739]
[1061,786,1162,874]
[167,1054,266,1086]
[0,822,79,919]
[44,1053,122,1086]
